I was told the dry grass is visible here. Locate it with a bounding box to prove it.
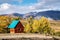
[50,20,60,32]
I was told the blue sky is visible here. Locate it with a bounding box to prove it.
[0,0,38,6]
[0,0,60,14]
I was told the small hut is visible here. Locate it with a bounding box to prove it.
[8,20,24,33]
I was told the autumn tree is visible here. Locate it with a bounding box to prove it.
[27,16,33,32]
[32,19,39,33]
[24,23,31,33]
[0,16,20,33]
[39,16,54,35]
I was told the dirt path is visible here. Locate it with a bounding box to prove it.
[0,33,52,39]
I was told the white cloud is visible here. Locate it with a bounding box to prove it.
[0,0,60,14]
[0,3,36,14]
[0,3,15,14]
[36,0,60,10]
[0,3,11,11]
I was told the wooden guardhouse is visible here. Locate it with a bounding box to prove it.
[8,20,24,33]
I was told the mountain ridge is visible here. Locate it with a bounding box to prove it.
[0,10,60,20]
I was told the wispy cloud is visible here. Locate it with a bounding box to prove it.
[0,0,60,14]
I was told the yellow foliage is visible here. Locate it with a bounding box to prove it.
[32,19,39,32]
[39,16,50,27]
[24,23,31,33]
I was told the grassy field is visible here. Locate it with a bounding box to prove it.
[50,20,60,32]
